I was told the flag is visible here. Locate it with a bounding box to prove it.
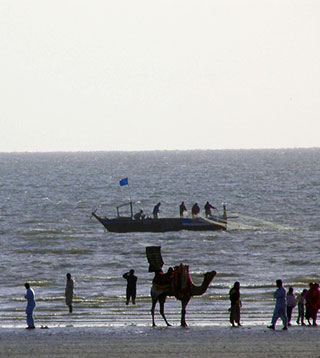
[119,178,128,186]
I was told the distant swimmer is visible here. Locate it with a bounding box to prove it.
[134,210,145,220]
[65,273,74,313]
[191,203,200,218]
[153,202,161,219]
[24,283,36,329]
[204,201,216,217]
[179,202,187,217]
[123,269,137,305]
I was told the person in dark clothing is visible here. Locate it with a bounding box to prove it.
[229,281,241,327]
[24,282,36,329]
[204,201,216,217]
[153,202,161,219]
[179,202,187,217]
[191,203,200,218]
[123,269,137,305]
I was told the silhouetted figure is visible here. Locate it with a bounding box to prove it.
[305,282,320,326]
[123,269,137,305]
[24,283,36,329]
[191,203,200,218]
[204,201,216,217]
[65,273,74,313]
[286,287,296,326]
[229,281,241,327]
[134,210,145,220]
[179,202,187,217]
[296,289,307,325]
[153,203,161,219]
[268,279,288,330]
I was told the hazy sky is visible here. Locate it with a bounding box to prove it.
[1,0,319,152]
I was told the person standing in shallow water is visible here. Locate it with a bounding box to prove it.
[268,279,288,330]
[65,273,74,313]
[229,281,242,327]
[24,283,36,329]
[123,269,137,305]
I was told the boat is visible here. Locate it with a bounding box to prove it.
[92,202,227,233]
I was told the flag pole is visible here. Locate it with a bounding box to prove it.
[127,181,132,203]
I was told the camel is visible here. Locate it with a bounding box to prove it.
[151,269,216,327]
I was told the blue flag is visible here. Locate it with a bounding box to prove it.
[119,178,128,186]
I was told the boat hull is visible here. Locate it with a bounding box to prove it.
[92,213,227,233]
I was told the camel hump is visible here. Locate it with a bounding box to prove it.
[173,264,193,295]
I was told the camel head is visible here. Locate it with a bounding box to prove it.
[190,270,216,297]
[204,270,216,282]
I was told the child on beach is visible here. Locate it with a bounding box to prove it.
[296,289,307,325]
[286,287,296,326]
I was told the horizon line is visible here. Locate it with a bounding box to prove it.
[0,146,319,154]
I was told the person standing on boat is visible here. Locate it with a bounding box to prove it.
[191,203,200,218]
[123,269,137,305]
[153,202,161,219]
[24,283,36,329]
[65,273,74,313]
[204,201,216,217]
[179,202,187,217]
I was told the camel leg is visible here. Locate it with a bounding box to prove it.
[181,299,190,327]
[159,296,171,326]
[151,298,157,327]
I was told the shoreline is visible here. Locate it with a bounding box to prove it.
[1,324,319,357]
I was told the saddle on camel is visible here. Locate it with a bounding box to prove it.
[146,246,216,327]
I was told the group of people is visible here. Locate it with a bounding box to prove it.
[23,270,320,331]
[134,201,217,220]
[267,280,320,330]
[181,201,216,218]
[23,273,74,329]
[180,201,217,218]
[133,202,161,220]
[229,280,320,329]
[123,270,320,331]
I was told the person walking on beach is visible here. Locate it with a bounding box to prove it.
[229,281,242,327]
[268,279,288,330]
[179,202,187,217]
[286,287,296,326]
[153,203,161,219]
[296,289,307,325]
[24,283,36,329]
[305,282,320,326]
[123,269,137,305]
[65,273,74,313]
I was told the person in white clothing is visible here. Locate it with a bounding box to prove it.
[268,279,288,330]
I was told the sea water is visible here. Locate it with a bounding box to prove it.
[0,149,319,328]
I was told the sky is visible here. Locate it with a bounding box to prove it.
[1,0,320,152]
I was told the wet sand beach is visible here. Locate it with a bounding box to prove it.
[1,325,319,358]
